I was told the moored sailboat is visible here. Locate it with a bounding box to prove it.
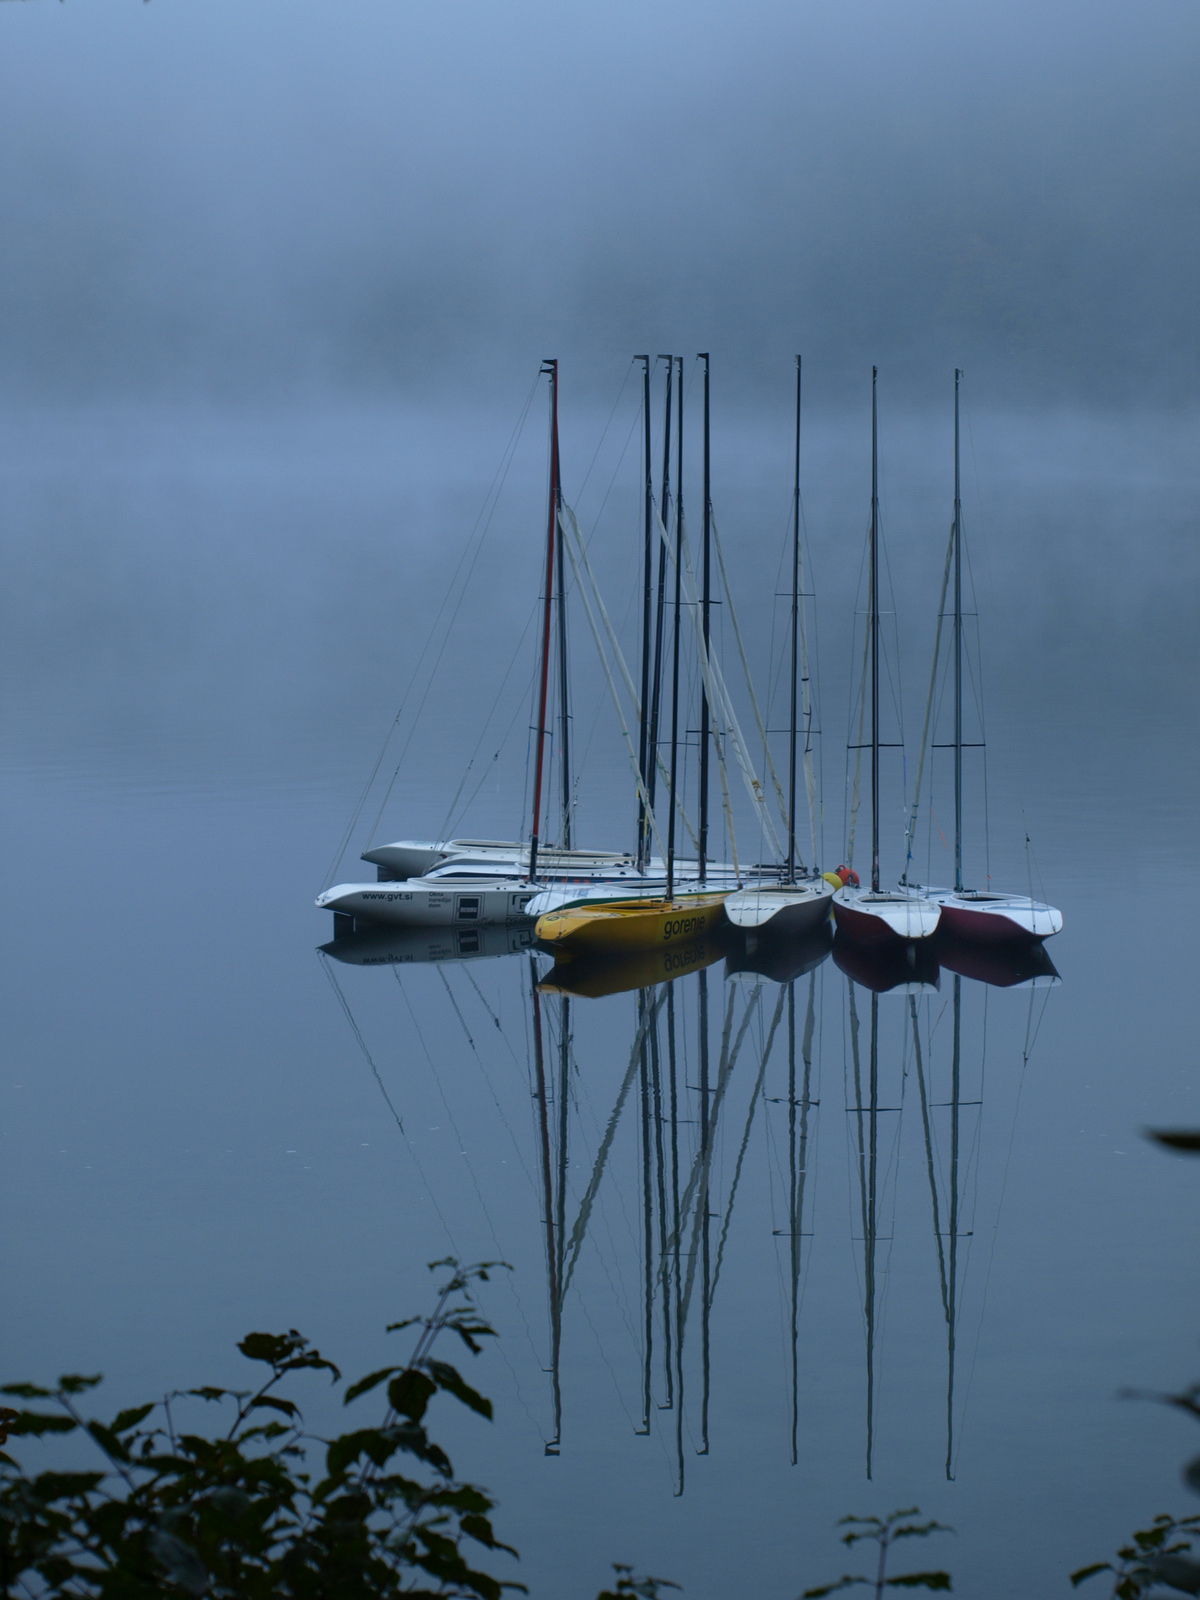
[833,369,940,945]
[723,357,834,939]
[914,372,1062,945]
[535,357,734,956]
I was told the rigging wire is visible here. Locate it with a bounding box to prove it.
[323,371,541,885]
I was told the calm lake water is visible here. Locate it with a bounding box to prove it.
[2,398,1198,1598]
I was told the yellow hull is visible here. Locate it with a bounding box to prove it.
[534,892,729,956]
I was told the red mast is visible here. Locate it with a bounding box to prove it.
[529,360,559,882]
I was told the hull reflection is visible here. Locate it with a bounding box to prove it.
[724,921,834,984]
[538,933,729,999]
[833,930,940,994]
[320,919,535,967]
[934,931,1061,989]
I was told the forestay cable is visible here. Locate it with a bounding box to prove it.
[903,521,956,883]
[709,512,791,846]
[655,506,781,860]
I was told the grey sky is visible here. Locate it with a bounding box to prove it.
[1,0,1197,403]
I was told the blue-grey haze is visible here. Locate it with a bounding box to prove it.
[2,2,1199,1596]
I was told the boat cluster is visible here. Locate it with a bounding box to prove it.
[317,360,1061,975]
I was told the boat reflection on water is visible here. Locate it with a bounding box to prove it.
[320,919,535,967]
[537,932,730,1000]
[833,930,941,995]
[724,920,833,984]
[934,930,1060,989]
[832,928,1061,994]
[316,898,1062,1486]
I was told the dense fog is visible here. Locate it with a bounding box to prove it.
[1,0,1197,405]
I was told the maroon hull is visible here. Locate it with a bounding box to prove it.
[937,901,1034,944]
[833,898,906,946]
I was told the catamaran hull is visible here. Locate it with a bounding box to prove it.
[535,894,729,956]
[832,889,941,943]
[316,881,536,927]
[722,884,835,935]
[933,894,1062,942]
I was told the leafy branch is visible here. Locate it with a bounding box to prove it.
[0,1259,519,1600]
[803,1508,953,1598]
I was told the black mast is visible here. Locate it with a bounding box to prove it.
[636,355,652,872]
[953,368,963,894]
[556,427,571,849]
[870,368,880,895]
[529,360,559,884]
[647,358,673,843]
[699,354,711,884]
[667,357,683,901]
[788,357,802,884]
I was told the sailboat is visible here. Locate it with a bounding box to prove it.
[915,372,1062,944]
[832,370,941,945]
[534,356,729,957]
[320,361,758,935]
[724,357,835,939]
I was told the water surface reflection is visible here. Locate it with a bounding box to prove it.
[318,917,1058,1494]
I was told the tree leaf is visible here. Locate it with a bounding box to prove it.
[7,1411,77,1437]
[86,1420,130,1462]
[1070,1564,1112,1586]
[246,1394,299,1419]
[57,1375,103,1395]
[238,1331,305,1367]
[1147,1554,1200,1594]
[426,1361,493,1420]
[389,1370,437,1422]
[111,1403,156,1434]
[0,1383,54,1399]
[147,1529,210,1597]
[1146,1129,1200,1154]
[344,1366,400,1405]
[885,1574,952,1590]
[205,1486,252,1519]
[803,1580,866,1597]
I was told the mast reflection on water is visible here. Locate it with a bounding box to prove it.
[318,916,1058,1487]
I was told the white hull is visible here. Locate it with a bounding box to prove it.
[927,887,1062,942]
[317,879,536,927]
[363,837,639,881]
[723,882,835,933]
[833,885,941,942]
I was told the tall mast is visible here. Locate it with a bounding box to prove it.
[953,369,963,893]
[647,357,673,836]
[870,368,880,895]
[788,357,802,885]
[556,410,571,850]
[666,356,684,901]
[698,354,711,884]
[636,356,653,872]
[529,359,559,883]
